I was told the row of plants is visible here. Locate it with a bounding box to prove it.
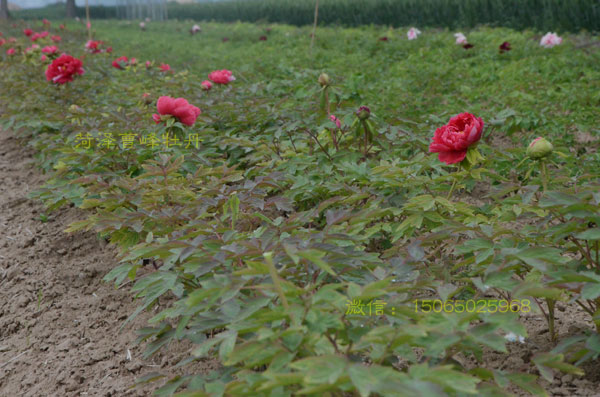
[1,19,600,396]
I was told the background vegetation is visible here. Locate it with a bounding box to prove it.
[12,0,600,32]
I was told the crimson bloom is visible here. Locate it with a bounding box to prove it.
[152,96,201,127]
[429,112,484,165]
[24,28,34,37]
[6,48,16,55]
[462,43,474,49]
[85,40,103,53]
[499,41,511,53]
[208,69,235,84]
[159,63,171,72]
[112,56,131,69]
[379,36,389,41]
[45,54,84,84]
[259,35,267,41]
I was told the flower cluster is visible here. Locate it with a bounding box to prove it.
[112,56,136,69]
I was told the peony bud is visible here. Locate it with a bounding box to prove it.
[356,106,371,121]
[318,73,330,87]
[527,137,553,159]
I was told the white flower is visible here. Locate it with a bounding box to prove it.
[540,32,562,48]
[407,27,421,40]
[191,24,201,33]
[504,332,525,343]
[454,32,468,45]
[139,22,145,29]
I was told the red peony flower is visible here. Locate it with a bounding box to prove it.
[43,19,50,26]
[105,46,113,53]
[152,96,201,127]
[24,28,34,37]
[85,40,103,53]
[499,41,511,53]
[0,39,5,46]
[208,69,235,84]
[429,112,484,164]
[45,54,84,84]
[6,48,16,55]
[201,80,212,91]
[462,43,474,49]
[259,35,267,41]
[112,56,130,69]
[159,63,171,72]
[379,36,389,41]
[51,35,61,42]
[41,55,48,62]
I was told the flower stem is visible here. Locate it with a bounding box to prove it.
[447,164,460,200]
[540,160,548,193]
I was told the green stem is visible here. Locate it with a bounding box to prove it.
[547,298,556,342]
[264,252,289,311]
[446,164,460,200]
[540,160,548,193]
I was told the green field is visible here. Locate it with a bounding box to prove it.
[1,19,600,395]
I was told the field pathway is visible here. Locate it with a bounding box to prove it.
[0,130,213,396]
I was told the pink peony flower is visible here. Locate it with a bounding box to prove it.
[540,32,562,48]
[454,32,467,45]
[145,60,152,69]
[24,28,34,37]
[41,55,48,61]
[407,27,421,40]
[60,24,66,30]
[208,69,235,84]
[43,19,50,26]
[329,115,341,129]
[140,22,146,30]
[153,96,201,127]
[201,80,212,91]
[499,41,511,53]
[105,46,112,53]
[7,37,16,43]
[86,22,91,29]
[51,35,61,42]
[41,45,58,54]
[159,63,171,72]
[191,24,201,34]
[6,48,16,55]
[0,39,5,46]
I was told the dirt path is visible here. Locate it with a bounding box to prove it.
[0,130,216,396]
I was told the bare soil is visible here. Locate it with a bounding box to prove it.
[0,130,217,397]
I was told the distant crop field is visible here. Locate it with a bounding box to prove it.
[13,0,600,32]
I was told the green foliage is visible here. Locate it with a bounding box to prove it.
[1,19,599,396]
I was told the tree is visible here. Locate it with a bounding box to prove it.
[0,0,9,20]
[66,0,77,18]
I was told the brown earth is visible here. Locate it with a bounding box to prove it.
[0,130,217,397]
